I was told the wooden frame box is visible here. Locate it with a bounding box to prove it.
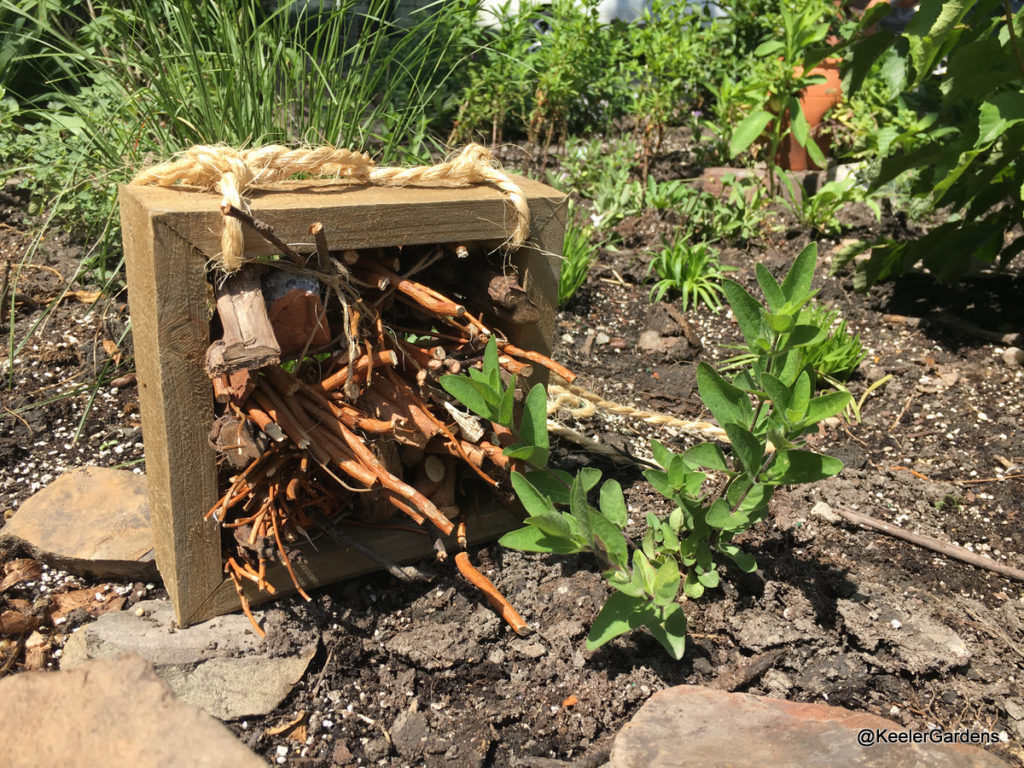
[119,178,566,626]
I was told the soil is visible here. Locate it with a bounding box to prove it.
[1,149,1023,768]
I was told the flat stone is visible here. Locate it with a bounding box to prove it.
[0,653,265,768]
[637,329,682,355]
[837,582,970,674]
[608,685,1009,768]
[62,599,318,720]
[0,466,157,580]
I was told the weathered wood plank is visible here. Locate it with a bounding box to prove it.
[130,176,564,263]
[120,188,223,624]
[189,505,522,623]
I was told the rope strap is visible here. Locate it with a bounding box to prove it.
[547,382,729,444]
[131,144,530,272]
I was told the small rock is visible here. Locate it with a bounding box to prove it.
[510,638,547,659]
[637,330,682,355]
[362,737,390,762]
[61,600,317,720]
[608,685,1010,767]
[0,467,157,581]
[810,501,839,523]
[609,337,628,350]
[391,702,429,760]
[0,654,265,768]
[561,333,575,345]
[332,743,355,765]
[595,331,611,345]
[1002,346,1024,367]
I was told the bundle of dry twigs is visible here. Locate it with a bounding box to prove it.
[202,210,573,637]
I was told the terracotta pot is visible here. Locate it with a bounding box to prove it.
[776,59,842,172]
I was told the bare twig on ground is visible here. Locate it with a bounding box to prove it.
[822,507,1024,582]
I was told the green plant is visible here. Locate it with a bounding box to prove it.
[720,295,865,385]
[647,239,734,311]
[838,0,1024,286]
[549,137,642,229]
[728,0,841,193]
[784,175,881,236]
[441,244,849,658]
[558,203,601,307]
[628,0,701,179]
[792,302,866,382]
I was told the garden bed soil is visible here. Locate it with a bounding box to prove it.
[1,165,1023,767]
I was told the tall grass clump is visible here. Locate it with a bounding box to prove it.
[1,0,473,363]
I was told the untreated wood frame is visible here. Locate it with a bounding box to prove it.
[120,177,566,626]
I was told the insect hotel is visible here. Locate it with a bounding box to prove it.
[120,145,567,634]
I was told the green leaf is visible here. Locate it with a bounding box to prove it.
[805,135,827,169]
[705,497,749,532]
[803,390,852,425]
[579,467,603,492]
[650,439,674,469]
[785,368,812,423]
[726,477,774,519]
[788,96,810,147]
[721,279,763,348]
[586,591,646,651]
[724,424,763,476]
[760,373,791,414]
[503,444,550,467]
[482,337,501,390]
[608,569,645,598]
[684,442,730,472]
[633,549,657,596]
[755,264,785,312]
[497,382,516,426]
[767,450,844,484]
[643,602,687,660]
[904,0,970,88]
[697,569,720,589]
[697,362,752,429]
[719,543,757,573]
[510,471,556,517]
[499,525,583,554]
[439,375,496,421]
[519,383,550,463]
[599,479,628,527]
[765,312,796,334]
[588,509,630,570]
[977,92,1024,147]
[786,324,827,348]
[652,557,681,606]
[682,570,705,599]
[780,242,818,302]
[644,469,672,498]
[754,40,785,57]
[729,110,775,158]
[524,469,574,506]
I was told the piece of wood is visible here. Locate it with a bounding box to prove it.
[835,508,1024,582]
[119,177,566,627]
[120,188,223,623]
[205,265,281,376]
[189,505,521,622]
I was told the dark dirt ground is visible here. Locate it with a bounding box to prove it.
[1,146,1024,768]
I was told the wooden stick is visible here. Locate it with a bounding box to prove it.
[454,552,529,636]
[222,203,307,266]
[832,508,1024,582]
[319,350,398,394]
[206,265,281,376]
[498,341,575,383]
